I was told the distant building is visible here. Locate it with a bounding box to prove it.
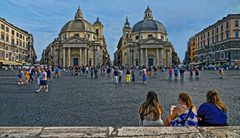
[193,14,240,66]
[183,37,196,65]
[114,6,179,68]
[41,7,110,67]
[0,18,37,66]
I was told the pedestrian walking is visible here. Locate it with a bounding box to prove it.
[94,67,98,79]
[131,68,135,82]
[90,67,94,79]
[174,67,179,80]
[126,69,131,83]
[113,68,119,84]
[195,68,200,79]
[46,66,52,83]
[189,67,193,79]
[142,67,147,84]
[219,67,224,79]
[36,68,48,92]
[169,67,173,80]
[24,69,30,85]
[118,68,123,83]
[180,67,185,80]
[17,69,24,85]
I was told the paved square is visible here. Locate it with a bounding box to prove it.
[0,69,239,126]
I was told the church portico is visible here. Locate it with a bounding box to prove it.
[114,6,179,67]
[41,7,110,67]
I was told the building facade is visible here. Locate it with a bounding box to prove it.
[114,7,179,68]
[41,7,110,67]
[0,18,36,66]
[194,14,240,66]
[183,37,196,64]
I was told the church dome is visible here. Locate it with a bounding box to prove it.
[60,7,94,33]
[132,19,166,33]
[132,6,167,33]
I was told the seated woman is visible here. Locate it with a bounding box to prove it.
[197,90,228,126]
[139,91,164,126]
[165,93,198,127]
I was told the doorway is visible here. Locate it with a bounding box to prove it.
[148,58,153,67]
[73,58,78,65]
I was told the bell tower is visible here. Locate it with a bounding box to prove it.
[144,6,153,19]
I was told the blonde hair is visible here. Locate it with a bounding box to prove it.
[179,93,193,108]
[207,90,228,112]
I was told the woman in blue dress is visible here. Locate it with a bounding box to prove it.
[165,93,198,127]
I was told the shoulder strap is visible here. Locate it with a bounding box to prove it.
[184,106,193,122]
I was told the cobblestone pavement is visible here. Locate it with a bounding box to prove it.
[0,69,239,126]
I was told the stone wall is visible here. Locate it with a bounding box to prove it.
[0,126,239,138]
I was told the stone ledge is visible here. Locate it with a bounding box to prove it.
[0,126,239,138]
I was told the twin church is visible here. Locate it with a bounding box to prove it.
[41,6,179,67]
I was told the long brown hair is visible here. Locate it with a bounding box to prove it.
[139,91,163,120]
[179,93,193,108]
[207,90,228,112]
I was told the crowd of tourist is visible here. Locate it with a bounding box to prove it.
[139,90,228,127]
[17,65,60,93]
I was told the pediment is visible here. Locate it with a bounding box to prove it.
[62,36,89,44]
[140,37,164,44]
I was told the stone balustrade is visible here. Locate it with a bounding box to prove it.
[0,126,239,138]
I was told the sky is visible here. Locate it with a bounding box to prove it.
[0,0,239,61]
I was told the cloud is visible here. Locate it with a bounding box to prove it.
[0,0,238,61]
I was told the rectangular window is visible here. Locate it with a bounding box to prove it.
[212,29,214,35]
[16,39,19,45]
[235,20,239,27]
[11,38,14,45]
[1,24,4,30]
[6,35,9,42]
[216,35,219,42]
[235,31,239,38]
[226,22,229,29]
[221,25,223,32]
[6,53,8,58]
[16,33,19,37]
[1,33,4,40]
[207,32,210,37]
[221,33,223,40]
[135,36,139,40]
[74,34,79,37]
[20,34,22,39]
[148,34,153,38]
[6,27,9,32]
[216,27,218,34]
[12,30,15,35]
[212,37,214,44]
[226,32,229,39]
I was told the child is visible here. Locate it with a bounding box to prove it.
[17,69,24,85]
[24,69,30,85]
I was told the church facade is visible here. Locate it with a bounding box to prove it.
[41,7,110,67]
[114,7,179,67]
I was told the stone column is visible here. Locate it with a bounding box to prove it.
[68,47,71,67]
[145,48,148,66]
[161,48,164,66]
[84,48,87,66]
[140,49,143,66]
[79,48,82,66]
[156,48,159,66]
[169,48,172,67]
[63,48,65,67]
